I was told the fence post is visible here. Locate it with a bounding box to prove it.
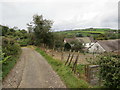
[65,50,71,65]
[61,48,64,60]
[68,51,75,66]
[85,65,90,83]
[52,48,54,56]
[72,51,79,73]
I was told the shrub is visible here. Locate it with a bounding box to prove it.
[17,39,30,46]
[2,37,21,56]
[98,54,120,88]
[2,37,21,78]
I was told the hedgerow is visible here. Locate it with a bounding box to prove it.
[98,54,120,88]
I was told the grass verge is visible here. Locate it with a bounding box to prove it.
[2,50,21,79]
[36,47,90,88]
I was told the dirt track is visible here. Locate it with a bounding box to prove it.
[3,47,66,88]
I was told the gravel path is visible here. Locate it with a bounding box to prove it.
[2,47,66,88]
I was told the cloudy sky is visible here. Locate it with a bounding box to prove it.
[0,0,119,31]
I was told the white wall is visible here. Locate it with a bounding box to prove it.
[88,42,105,53]
[84,43,95,48]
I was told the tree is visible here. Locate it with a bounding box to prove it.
[70,40,83,52]
[54,33,64,49]
[1,25,9,36]
[94,34,108,40]
[32,14,53,46]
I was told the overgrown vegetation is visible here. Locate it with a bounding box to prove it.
[27,15,53,47]
[0,25,29,46]
[1,13,120,88]
[97,54,120,88]
[36,47,90,88]
[0,25,24,79]
[1,37,21,79]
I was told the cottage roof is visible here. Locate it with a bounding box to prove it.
[64,38,76,43]
[75,37,93,43]
[98,39,120,52]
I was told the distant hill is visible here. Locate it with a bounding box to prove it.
[55,28,117,38]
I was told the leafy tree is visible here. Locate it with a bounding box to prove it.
[1,25,9,36]
[31,14,53,46]
[94,34,108,40]
[70,40,83,52]
[54,33,64,49]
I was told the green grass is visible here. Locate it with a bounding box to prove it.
[79,31,105,34]
[2,51,21,79]
[36,47,90,88]
[55,28,114,37]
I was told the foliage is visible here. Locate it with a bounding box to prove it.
[98,54,120,88]
[2,37,21,56]
[54,33,64,49]
[64,43,71,51]
[30,14,53,46]
[70,40,84,52]
[56,28,118,40]
[1,25,9,36]
[17,39,30,46]
[93,34,108,40]
[76,33,83,37]
[2,37,21,78]
[0,25,30,46]
[36,47,90,88]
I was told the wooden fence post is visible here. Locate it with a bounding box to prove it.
[72,51,79,73]
[52,48,54,56]
[68,51,75,66]
[61,48,64,60]
[65,50,71,65]
[85,65,90,82]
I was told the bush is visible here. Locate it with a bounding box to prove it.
[17,39,30,46]
[98,54,120,88]
[70,40,84,52]
[2,37,21,78]
[2,37,21,56]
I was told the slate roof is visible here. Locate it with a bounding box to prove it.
[98,39,120,52]
[64,38,76,43]
[64,37,94,44]
[75,37,93,43]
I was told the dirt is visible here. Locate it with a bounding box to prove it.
[46,49,96,65]
[2,47,66,88]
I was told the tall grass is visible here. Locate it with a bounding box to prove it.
[36,47,90,88]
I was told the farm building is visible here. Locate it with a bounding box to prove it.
[75,37,95,48]
[64,37,95,48]
[88,39,120,53]
[64,38,78,48]
[64,38,76,43]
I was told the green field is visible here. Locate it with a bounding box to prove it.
[55,28,117,38]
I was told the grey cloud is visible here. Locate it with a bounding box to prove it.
[0,0,118,30]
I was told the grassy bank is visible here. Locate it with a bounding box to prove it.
[2,51,21,79]
[36,47,90,88]
[2,37,22,79]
